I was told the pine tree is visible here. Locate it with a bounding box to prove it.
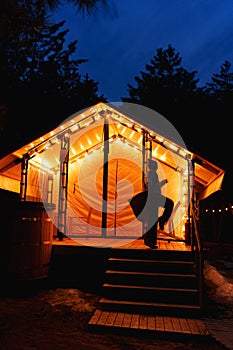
[121,44,204,144]
[206,60,233,101]
[0,0,106,155]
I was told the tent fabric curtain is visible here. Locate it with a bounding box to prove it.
[64,140,185,239]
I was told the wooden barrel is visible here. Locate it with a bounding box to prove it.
[0,200,55,281]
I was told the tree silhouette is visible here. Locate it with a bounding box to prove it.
[0,0,115,20]
[206,60,233,101]
[204,60,233,173]
[0,1,107,156]
[122,44,206,148]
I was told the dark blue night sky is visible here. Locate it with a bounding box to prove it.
[52,0,233,101]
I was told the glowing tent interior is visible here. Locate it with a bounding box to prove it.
[0,102,225,244]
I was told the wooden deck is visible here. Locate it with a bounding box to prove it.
[52,233,191,251]
[88,309,210,337]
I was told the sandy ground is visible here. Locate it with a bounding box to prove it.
[0,280,229,350]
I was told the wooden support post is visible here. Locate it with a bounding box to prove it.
[102,115,109,238]
[142,131,147,190]
[57,135,70,241]
[20,154,29,201]
[141,131,152,236]
[185,156,193,246]
[47,174,54,204]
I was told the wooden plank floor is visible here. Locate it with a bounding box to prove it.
[88,309,210,336]
[53,233,191,251]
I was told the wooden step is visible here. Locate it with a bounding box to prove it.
[102,283,199,304]
[107,257,195,274]
[99,298,201,317]
[105,270,197,288]
[110,248,195,261]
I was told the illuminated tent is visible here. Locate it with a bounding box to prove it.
[0,102,225,244]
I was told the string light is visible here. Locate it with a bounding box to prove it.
[204,206,233,213]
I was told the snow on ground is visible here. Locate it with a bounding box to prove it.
[204,260,233,303]
[203,260,233,350]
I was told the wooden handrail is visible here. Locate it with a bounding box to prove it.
[190,199,204,311]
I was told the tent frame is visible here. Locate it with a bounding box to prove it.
[57,134,70,240]
[1,102,224,244]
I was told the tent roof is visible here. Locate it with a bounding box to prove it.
[0,102,224,199]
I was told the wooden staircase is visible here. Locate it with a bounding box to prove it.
[99,247,201,317]
[88,242,210,337]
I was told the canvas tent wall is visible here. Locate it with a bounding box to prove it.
[0,102,225,244]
